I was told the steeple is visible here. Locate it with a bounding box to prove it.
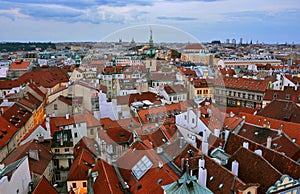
[149,26,154,48]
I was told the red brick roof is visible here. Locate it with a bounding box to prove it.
[219,68,236,76]
[67,149,95,181]
[115,141,179,193]
[33,176,58,194]
[10,59,31,70]
[192,78,214,88]
[214,76,269,92]
[2,139,53,176]
[98,126,132,145]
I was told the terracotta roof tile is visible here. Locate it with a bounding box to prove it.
[1,103,32,129]
[0,80,20,89]
[67,149,95,181]
[116,92,163,106]
[33,176,58,194]
[229,147,282,193]
[164,84,187,95]
[10,60,31,70]
[115,141,179,193]
[239,112,300,146]
[74,137,101,158]
[214,76,269,92]
[263,87,300,103]
[0,116,18,149]
[92,159,123,194]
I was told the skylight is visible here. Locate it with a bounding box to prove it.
[132,155,153,180]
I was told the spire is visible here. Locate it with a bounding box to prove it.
[149,26,154,48]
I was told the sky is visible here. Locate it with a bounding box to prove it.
[0,0,300,43]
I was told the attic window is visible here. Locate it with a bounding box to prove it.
[209,176,214,181]
[273,93,277,99]
[254,132,259,135]
[285,94,291,100]
[132,155,153,180]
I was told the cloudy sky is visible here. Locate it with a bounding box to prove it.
[0,0,299,43]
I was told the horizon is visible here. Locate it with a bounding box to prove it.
[0,1,299,44]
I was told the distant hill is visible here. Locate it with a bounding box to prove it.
[0,42,56,52]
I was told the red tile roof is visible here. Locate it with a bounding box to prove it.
[214,76,269,92]
[257,99,300,123]
[263,87,300,103]
[67,149,95,181]
[2,139,53,175]
[184,43,204,50]
[74,136,101,158]
[164,84,187,95]
[229,147,282,193]
[116,92,163,106]
[33,176,58,194]
[18,71,69,88]
[92,159,123,194]
[0,80,20,89]
[239,112,300,146]
[115,141,179,193]
[0,116,18,149]
[225,133,300,181]
[10,59,31,70]
[98,126,132,145]
[1,103,32,129]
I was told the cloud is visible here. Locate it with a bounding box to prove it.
[157,16,197,21]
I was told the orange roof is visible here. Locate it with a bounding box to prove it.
[0,80,20,89]
[184,43,204,50]
[215,76,269,92]
[74,137,101,158]
[92,159,123,194]
[164,84,187,94]
[0,116,18,148]
[67,149,95,181]
[239,112,300,146]
[10,60,31,70]
[33,176,58,194]
[115,141,179,193]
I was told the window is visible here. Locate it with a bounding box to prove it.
[273,93,278,99]
[90,128,94,135]
[132,156,153,180]
[74,132,78,138]
[55,173,61,181]
[286,94,291,100]
[72,183,77,189]
[54,148,59,153]
[192,118,195,123]
[65,148,69,153]
[83,182,87,187]
[54,104,58,110]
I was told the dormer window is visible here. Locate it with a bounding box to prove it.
[273,93,277,99]
[286,94,291,100]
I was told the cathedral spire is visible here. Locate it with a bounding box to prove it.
[149,26,154,48]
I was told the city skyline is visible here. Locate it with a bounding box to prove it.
[0,0,300,43]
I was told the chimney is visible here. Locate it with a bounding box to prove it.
[179,137,185,149]
[66,113,70,119]
[214,128,220,138]
[29,150,39,161]
[46,117,50,131]
[224,130,230,141]
[199,157,205,169]
[201,141,208,155]
[242,142,249,149]
[267,136,272,149]
[198,167,207,187]
[231,160,239,176]
[255,149,262,156]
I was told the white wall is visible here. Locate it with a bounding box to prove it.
[0,157,32,194]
